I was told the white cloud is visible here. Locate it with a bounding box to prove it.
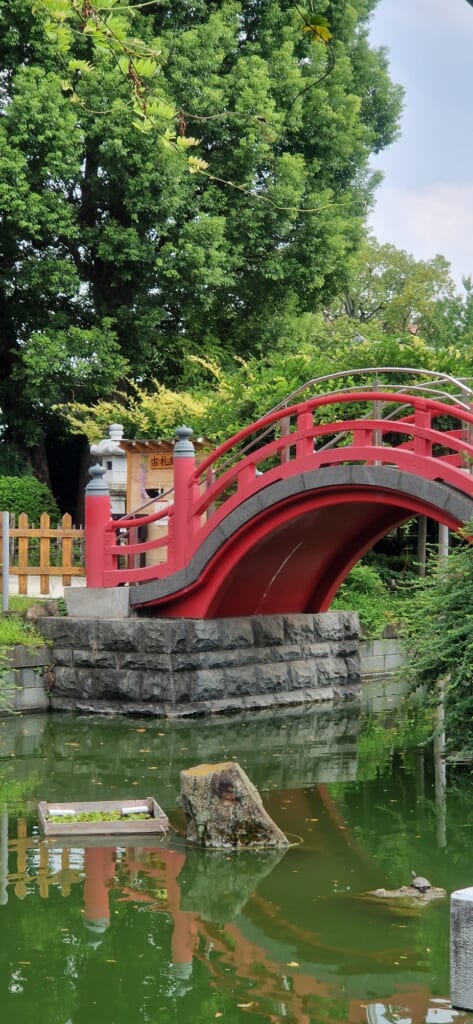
[371,0,473,39]
[369,182,473,287]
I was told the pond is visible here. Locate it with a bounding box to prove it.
[0,687,472,1024]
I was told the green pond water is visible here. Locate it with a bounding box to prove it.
[0,688,473,1024]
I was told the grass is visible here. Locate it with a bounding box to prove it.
[0,596,56,649]
[49,811,150,823]
[8,596,55,613]
[0,612,47,649]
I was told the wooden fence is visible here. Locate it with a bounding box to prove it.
[0,512,85,596]
[2,816,85,901]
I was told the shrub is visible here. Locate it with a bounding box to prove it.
[0,476,60,522]
[400,537,473,758]
[331,565,395,634]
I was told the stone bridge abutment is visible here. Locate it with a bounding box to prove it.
[39,611,361,717]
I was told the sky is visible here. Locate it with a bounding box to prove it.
[367,0,473,289]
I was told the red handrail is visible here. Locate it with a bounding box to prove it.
[95,389,473,588]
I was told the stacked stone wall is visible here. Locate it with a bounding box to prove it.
[39,612,361,717]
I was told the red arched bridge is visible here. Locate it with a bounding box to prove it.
[85,368,473,617]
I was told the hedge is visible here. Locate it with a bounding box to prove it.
[0,477,60,523]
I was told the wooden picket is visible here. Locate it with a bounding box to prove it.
[1,512,85,595]
[5,817,84,900]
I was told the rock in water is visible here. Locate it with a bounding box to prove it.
[180,761,289,849]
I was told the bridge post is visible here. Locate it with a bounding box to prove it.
[85,463,111,587]
[173,426,196,570]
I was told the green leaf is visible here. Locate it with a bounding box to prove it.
[67,58,95,73]
[187,155,209,174]
[302,22,333,43]
[133,58,159,79]
[176,135,201,150]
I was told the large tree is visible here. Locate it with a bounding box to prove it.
[0,0,402,507]
[338,237,456,333]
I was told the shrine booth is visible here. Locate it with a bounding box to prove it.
[120,438,175,567]
[91,426,212,568]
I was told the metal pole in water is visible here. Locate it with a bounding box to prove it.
[2,511,9,613]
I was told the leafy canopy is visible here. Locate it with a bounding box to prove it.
[0,0,403,500]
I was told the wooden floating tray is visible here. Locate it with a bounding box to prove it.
[38,797,169,837]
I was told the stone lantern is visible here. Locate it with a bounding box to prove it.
[90,423,127,516]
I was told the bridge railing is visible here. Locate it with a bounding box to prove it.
[197,366,473,477]
[89,369,473,588]
[191,390,473,519]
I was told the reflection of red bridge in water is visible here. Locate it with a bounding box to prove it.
[86,369,473,616]
[75,790,466,1024]
[4,794,465,1024]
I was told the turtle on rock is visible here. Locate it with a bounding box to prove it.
[410,870,432,894]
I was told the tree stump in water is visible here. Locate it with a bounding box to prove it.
[180,761,289,849]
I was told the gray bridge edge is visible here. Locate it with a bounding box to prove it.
[130,465,473,607]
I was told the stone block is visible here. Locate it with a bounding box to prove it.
[254,662,290,692]
[313,611,359,641]
[360,654,388,675]
[385,652,404,672]
[299,642,332,660]
[188,618,254,652]
[251,617,285,647]
[49,647,73,667]
[283,615,315,643]
[98,668,143,700]
[139,672,176,702]
[190,671,228,701]
[222,666,260,697]
[371,639,392,656]
[6,646,51,670]
[93,619,142,652]
[330,639,360,658]
[64,586,131,619]
[186,621,225,651]
[170,651,205,672]
[317,657,347,686]
[173,647,258,672]
[17,687,49,711]
[52,667,95,697]
[250,644,303,665]
[345,655,362,681]
[39,618,95,648]
[289,659,318,688]
[451,887,473,1010]
[140,619,189,654]
[73,648,112,668]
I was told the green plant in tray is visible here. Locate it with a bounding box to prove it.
[48,810,151,823]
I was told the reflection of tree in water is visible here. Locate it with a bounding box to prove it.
[38,702,362,807]
[2,707,472,1022]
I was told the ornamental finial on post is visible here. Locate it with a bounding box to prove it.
[85,462,110,495]
[174,425,195,458]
